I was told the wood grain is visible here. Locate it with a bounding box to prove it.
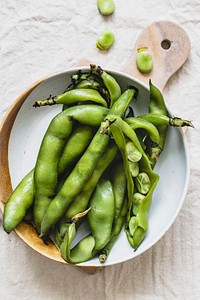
[123,21,190,91]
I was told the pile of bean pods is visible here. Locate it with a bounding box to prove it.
[3,64,193,264]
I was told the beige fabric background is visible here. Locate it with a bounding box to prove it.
[0,1,200,299]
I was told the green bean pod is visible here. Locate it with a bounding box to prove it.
[3,169,34,233]
[99,198,127,263]
[75,79,100,90]
[137,114,194,128]
[125,117,160,144]
[4,106,108,234]
[98,162,127,263]
[33,116,74,232]
[88,177,115,252]
[55,221,72,248]
[33,89,108,108]
[58,125,96,176]
[90,64,121,107]
[146,80,169,168]
[60,223,96,264]
[40,88,137,237]
[40,127,110,236]
[125,166,159,250]
[34,105,110,233]
[101,114,159,250]
[106,123,134,216]
[65,141,118,221]
[110,159,127,226]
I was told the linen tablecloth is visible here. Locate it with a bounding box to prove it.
[1,1,200,299]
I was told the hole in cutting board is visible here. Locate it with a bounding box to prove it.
[161,39,171,50]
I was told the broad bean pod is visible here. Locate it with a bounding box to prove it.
[60,221,96,264]
[99,197,127,263]
[125,117,160,144]
[55,141,118,248]
[110,161,127,226]
[88,177,115,252]
[65,140,118,221]
[90,64,121,107]
[33,88,108,108]
[33,105,109,233]
[3,169,34,233]
[58,124,96,176]
[137,114,193,128]
[40,88,137,236]
[101,115,159,249]
[144,80,169,168]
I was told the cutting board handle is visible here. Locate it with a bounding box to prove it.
[122,21,190,91]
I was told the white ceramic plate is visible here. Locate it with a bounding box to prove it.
[7,67,190,267]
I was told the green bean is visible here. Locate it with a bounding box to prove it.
[59,208,96,263]
[97,0,115,16]
[67,234,96,264]
[73,75,110,102]
[136,47,153,74]
[34,105,110,233]
[96,30,115,51]
[40,127,110,236]
[33,115,73,232]
[75,79,100,90]
[59,222,76,262]
[55,141,118,247]
[65,141,118,221]
[110,160,127,226]
[60,224,96,264]
[58,125,96,176]
[145,80,169,168]
[101,115,148,161]
[40,88,137,237]
[125,117,160,144]
[23,205,33,223]
[55,221,72,248]
[33,89,108,108]
[4,105,108,234]
[98,162,127,263]
[90,64,121,107]
[88,177,115,252]
[99,198,127,263]
[149,80,168,116]
[3,169,34,233]
[101,114,159,249]
[137,114,194,128]
[107,123,134,214]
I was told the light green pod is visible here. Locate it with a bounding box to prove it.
[96,30,115,50]
[136,47,153,74]
[97,0,115,16]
